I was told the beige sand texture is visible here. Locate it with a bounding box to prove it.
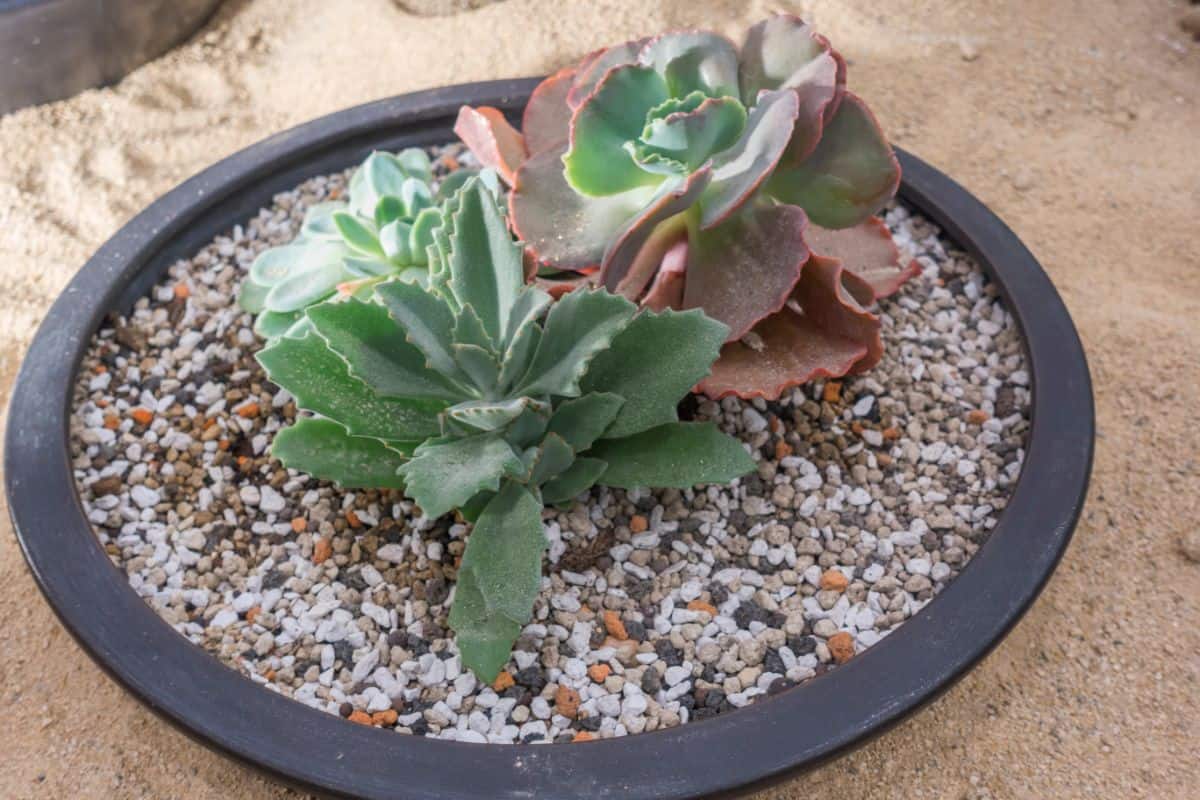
[1,0,1197,797]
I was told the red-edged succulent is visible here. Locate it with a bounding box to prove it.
[455,15,918,399]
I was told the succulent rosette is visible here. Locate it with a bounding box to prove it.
[454,15,918,398]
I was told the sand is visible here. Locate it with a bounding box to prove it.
[0,0,1196,798]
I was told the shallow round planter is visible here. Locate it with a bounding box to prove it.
[0,0,222,113]
[6,79,1093,800]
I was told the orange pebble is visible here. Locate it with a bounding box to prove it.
[554,685,581,718]
[819,569,849,592]
[130,407,154,426]
[828,632,856,664]
[291,517,307,533]
[492,672,515,691]
[602,610,627,640]
[348,710,373,726]
[245,606,261,624]
[774,440,793,460]
[372,709,399,726]
[587,664,611,683]
[823,381,841,403]
[313,538,333,564]
[236,401,260,418]
[686,600,718,617]
[572,731,595,743]
[102,414,119,430]
[630,515,648,533]
[966,409,989,425]
[173,283,190,299]
[346,509,362,528]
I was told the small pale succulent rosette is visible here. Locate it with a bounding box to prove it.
[455,15,918,398]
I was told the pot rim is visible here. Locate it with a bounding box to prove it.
[4,78,1093,800]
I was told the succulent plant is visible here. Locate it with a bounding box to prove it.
[455,15,918,399]
[257,178,753,680]
[238,148,497,340]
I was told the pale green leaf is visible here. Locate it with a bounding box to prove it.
[375,278,463,380]
[581,308,728,438]
[447,180,525,343]
[590,422,754,488]
[446,397,549,433]
[333,211,385,258]
[547,393,625,451]
[529,432,575,485]
[542,457,607,505]
[272,417,410,489]
[397,434,525,519]
[453,344,500,391]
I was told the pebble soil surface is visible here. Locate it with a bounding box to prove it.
[69,146,1031,744]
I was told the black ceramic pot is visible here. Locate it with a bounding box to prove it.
[0,0,222,113]
[5,79,1093,800]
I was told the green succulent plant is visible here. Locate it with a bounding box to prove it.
[256,179,753,680]
[238,148,498,340]
[455,15,918,400]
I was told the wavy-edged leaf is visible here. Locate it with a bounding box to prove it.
[449,481,546,680]
[257,332,444,441]
[804,216,917,300]
[254,309,303,340]
[699,89,799,229]
[766,93,900,229]
[514,288,636,397]
[447,180,525,343]
[272,418,410,489]
[263,261,349,313]
[563,64,669,197]
[566,38,648,109]
[590,422,754,489]
[503,285,552,348]
[523,65,576,154]
[547,392,625,451]
[446,397,549,433]
[529,432,575,485]
[453,303,496,353]
[739,14,843,163]
[398,433,525,519]
[542,457,607,505]
[638,30,740,99]
[453,106,527,185]
[581,306,727,437]
[510,142,655,270]
[307,298,467,402]
[697,254,881,399]
[633,94,747,171]
[375,278,463,381]
[497,319,541,393]
[683,203,809,342]
[453,343,500,390]
[598,167,711,293]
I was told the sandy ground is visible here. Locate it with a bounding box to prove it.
[0,0,1197,798]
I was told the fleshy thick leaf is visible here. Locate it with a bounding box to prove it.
[307,299,467,402]
[766,93,900,229]
[514,288,636,397]
[633,94,747,171]
[254,310,302,340]
[449,482,546,681]
[238,277,270,314]
[453,106,527,185]
[333,212,385,258]
[263,261,350,313]
[300,202,348,239]
[683,203,809,341]
[697,254,881,399]
[563,64,669,197]
[529,432,575,485]
[582,307,727,438]
[699,89,799,229]
[375,278,464,381]
[541,457,607,505]
[546,393,625,451]
[738,14,843,163]
[522,66,576,154]
[446,397,548,433]
[453,343,500,390]
[590,422,754,489]
[272,418,409,489]
[257,333,444,441]
[567,38,648,109]
[804,216,917,300]
[638,30,741,98]
[641,238,688,311]
[510,142,655,270]
[447,181,525,343]
[397,434,525,519]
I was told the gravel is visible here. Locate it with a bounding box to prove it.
[69,143,1031,744]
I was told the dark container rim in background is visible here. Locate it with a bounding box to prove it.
[4,78,1094,799]
[0,0,222,114]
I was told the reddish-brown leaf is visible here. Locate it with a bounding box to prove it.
[523,66,577,155]
[804,216,918,300]
[453,106,528,186]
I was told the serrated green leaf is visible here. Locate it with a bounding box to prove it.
[449,481,545,681]
[514,288,636,397]
[257,333,444,441]
[446,397,548,433]
[453,343,499,390]
[333,212,385,258]
[272,418,410,489]
[503,286,552,349]
[590,422,754,489]
[453,304,496,352]
[530,432,575,485]
[581,308,728,438]
[547,393,625,451]
[497,321,541,394]
[409,207,442,256]
[307,298,467,402]
[375,278,464,380]
[506,402,551,449]
[447,180,524,343]
[542,457,607,505]
[397,433,525,519]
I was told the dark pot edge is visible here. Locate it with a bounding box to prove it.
[4,78,1094,800]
